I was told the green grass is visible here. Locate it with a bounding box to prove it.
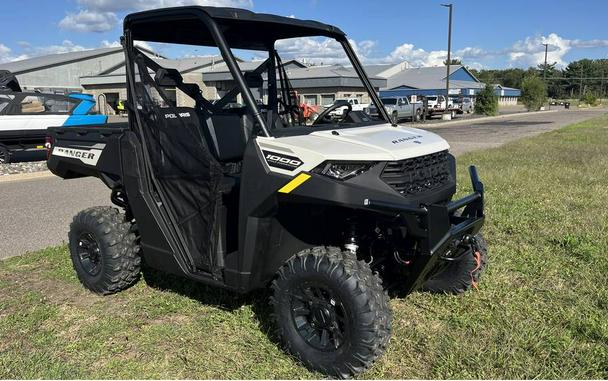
[2,114,608,379]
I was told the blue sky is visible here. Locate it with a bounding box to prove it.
[1,0,607,69]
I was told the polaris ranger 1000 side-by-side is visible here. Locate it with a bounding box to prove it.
[47,7,487,378]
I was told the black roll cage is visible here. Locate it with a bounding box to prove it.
[122,7,392,138]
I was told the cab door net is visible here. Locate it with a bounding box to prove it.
[132,50,224,273]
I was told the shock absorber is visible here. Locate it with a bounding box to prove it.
[344,219,358,254]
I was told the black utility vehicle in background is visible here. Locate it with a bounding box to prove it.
[47,7,487,378]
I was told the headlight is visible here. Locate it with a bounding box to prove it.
[312,161,376,180]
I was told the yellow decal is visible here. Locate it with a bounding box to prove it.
[278,173,311,194]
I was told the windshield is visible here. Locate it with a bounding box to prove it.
[427,96,438,101]
[244,35,388,131]
[380,98,397,105]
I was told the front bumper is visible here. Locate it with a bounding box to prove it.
[363,165,485,292]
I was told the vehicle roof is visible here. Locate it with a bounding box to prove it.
[124,6,346,51]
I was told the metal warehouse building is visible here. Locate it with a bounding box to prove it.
[0,47,151,94]
[201,62,387,106]
[377,65,520,105]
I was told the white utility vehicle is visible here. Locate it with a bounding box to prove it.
[0,70,106,163]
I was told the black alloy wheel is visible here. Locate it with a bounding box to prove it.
[76,232,103,276]
[290,282,348,351]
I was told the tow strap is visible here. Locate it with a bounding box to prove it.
[468,237,482,290]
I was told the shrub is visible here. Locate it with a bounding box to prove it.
[475,83,498,116]
[581,92,598,106]
[521,76,547,111]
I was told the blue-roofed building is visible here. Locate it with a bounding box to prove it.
[375,64,520,106]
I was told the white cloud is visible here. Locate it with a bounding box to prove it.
[0,40,139,64]
[504,33,608,67]
[100,39,154,52]
[75,0,253,12]
[100,40,122,48]
[0,43,29,63]
[59,10,118,33]
[274,37,480,67]
[385,43,447,67]
[570,38,608,48]
[506,33,571,67]
[31,40,88,56]
[60,0,254,33]
[274,32,608,70]
[274,37,349,65]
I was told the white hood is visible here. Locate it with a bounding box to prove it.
[256,123,450,175]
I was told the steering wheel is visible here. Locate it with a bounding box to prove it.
[312,102,352,126]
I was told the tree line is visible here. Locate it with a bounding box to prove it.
[468,59,608,100]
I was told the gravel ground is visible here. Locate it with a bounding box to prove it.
[0,147,48,175]
[0,160,48,176]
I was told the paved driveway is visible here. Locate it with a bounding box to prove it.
[0,108,605,259]
[423,108,606,156]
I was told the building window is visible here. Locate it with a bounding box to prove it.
[320,94,335,106]
[304,94,318,106]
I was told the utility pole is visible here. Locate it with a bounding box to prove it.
[542,43,549,81]
[542,43,549,107]
[441,3,453,113]
[579,64,584,99]
[601,69,605,102]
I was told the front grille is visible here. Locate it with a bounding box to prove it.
[381,150,452,196]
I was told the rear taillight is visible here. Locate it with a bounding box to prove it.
[45,136,53,160]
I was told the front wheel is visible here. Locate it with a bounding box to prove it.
[391,110,399,124]
[271,247,391,378]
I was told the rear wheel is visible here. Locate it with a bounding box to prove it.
[0,145,10,164]
[450,110,456,119]
[69,206,141,295]
[414,108,422,121]
[271,247,391,378]
[422,234,488,294]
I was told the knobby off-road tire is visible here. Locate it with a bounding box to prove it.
[271,247,392,379]
[422,233,488,294]
[0,145,10,164]
[69,206,141,295]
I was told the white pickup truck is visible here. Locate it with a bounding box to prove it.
[425,95,460,119]
[367,96,424,122]
[325,97,369,117]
